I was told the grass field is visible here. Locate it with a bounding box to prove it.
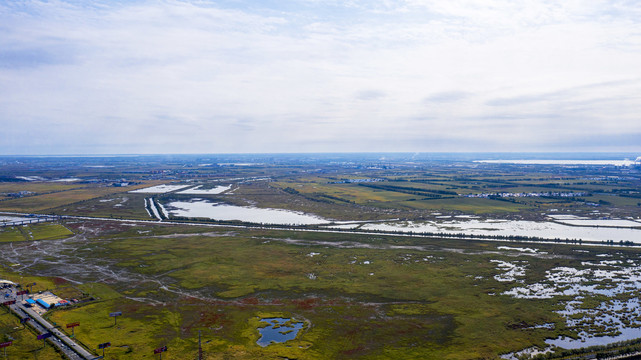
[0,183,153,213]
[10,223,605,359]
[265,169,641,220]
[1,157,641,359]
[50,193,153,220]
[0,223,73,242]
[0,226,25,242]
[270,178,536,216]
[0,311,63,360]
[396,196,529,213]
[2,218,641,359]
[0,183,84,201]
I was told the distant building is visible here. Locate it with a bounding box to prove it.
[6,191,34,197]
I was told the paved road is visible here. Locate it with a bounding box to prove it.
[2,285,97,360]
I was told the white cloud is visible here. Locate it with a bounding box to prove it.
[1,0,640,154]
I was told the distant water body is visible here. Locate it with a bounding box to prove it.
[476,159,640,166]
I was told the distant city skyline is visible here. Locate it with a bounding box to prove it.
[1,0,641,155]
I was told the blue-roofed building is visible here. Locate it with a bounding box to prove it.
[36,298,51,309]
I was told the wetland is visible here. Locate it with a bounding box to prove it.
[2,153,641,359]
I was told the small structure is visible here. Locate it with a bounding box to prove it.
[30,291,65,313]
[36,298,51,309]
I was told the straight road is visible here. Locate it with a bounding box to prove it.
[2,285,97,360]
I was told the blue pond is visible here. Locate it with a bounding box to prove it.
[257,317,304,347]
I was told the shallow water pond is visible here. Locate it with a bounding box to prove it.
[163,200,329,225]
[498,256,641,356]
[257,317,304,347]
[362,218,641,243]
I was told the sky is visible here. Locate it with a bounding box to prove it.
[1,0,641,155]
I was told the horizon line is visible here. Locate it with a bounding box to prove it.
[1,151,641,156]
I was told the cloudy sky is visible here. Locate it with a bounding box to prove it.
[1,0,641,154]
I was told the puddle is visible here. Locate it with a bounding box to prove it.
[257,318,304,347]
[502,261,641,352]
[497,246,545,254]
[501,345,555,359]
[490,260,527,282]
[545,297,641,349]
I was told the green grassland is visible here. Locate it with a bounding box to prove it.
[0,312,63,360]
[268,178,531,216]
[263,168,641,219]
[0,226,25,242]
[27,223,74,241]
[3,220,641,359]
[0,182,84,201]
[24,223,626,359]
[226,179,526,220]
[0,223,73,242]
[0,271,58,292]
[0,272,88,302]
[1,159,641,359]
[33,162,640,223]
[0,183,153,213]
[395,196,530,213]
[49,193,153,220]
